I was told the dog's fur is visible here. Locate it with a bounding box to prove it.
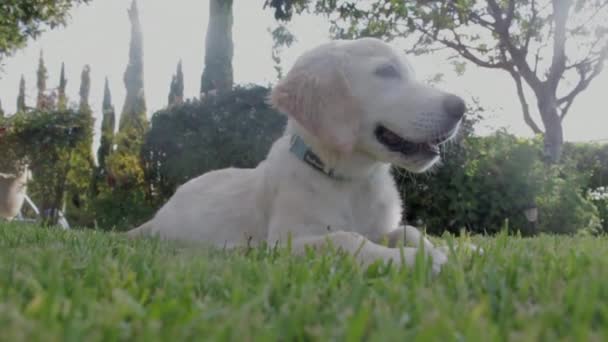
[128,38,467,273]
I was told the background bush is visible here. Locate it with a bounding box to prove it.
[398,130,602,235]
[0,110,93,225]
[3,86,607,235]
[142,85,286,203]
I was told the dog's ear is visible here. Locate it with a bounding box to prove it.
[270,51,360,155]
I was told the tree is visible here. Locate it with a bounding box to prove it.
[0,0,91,65]
[143,86,286,202]
[17,75,26,112]
[79,65,91,113]
[98,77,115,173]
[0,99,4,118]
[201,0,234,96]
[65,64,95,223]
[107,0,148,188]
[269,24,297,80]
[168,60,184,106]
[118,0,147,136]
[58,62,68,110]
[265,0,608,163]
[36,51,48,109]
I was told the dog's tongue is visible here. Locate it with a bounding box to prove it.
[380,128,402,145]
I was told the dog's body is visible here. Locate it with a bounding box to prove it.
[129,38,468,272]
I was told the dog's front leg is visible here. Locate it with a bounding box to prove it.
[272,230,446,274]
[377,225,436,250]
[386,226,484,256]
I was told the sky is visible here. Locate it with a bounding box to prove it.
[1,0,607,155]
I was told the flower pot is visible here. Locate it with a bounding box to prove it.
[0,168,29,220]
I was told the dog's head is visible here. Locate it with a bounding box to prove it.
[270,38,465,173]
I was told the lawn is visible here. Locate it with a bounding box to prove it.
[1,222,607,341]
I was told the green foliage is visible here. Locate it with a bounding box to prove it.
[110,1,148,196]
[98,78,115,175]
[118,0,147,138]
[106,127,146,189]
[269,23,297,80]
[61,64,96,227]
[0,0,91,63]
[93,186,155,231]
[167,60,184,106]
[562,143,608,233]
[3,223,608,340]
[17,75,26,112]
[36,51,48,109]
[0,109,92,223]
[143,85,286,201]
[399,130,601,235]
[563,142,608,192]
[536,169,601,235]
[587,187,608,234]
[57,63,68,110]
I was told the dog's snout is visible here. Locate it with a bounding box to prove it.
[442,95,466,119]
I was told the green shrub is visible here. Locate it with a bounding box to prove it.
[0,110,92,225]
[588,187,608,234]
[93,186,155,231]
[399,131,542,235]
[399,130,600,235]
[536,166,601,234]
[563,142,608,191]
[142,85,286,202]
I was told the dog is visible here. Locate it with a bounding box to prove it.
[128,38,466,273]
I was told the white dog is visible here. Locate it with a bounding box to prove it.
[128,38,466,273]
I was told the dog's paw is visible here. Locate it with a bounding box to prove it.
[430,248,448,275]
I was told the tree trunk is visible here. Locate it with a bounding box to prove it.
[537,93,564,163]
[201,0,234,96]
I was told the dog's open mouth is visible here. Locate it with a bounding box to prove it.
[374,125,452,156]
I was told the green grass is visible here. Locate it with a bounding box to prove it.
[1,222,608,341]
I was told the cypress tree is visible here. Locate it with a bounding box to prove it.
[66,64,95,214]
[76,64,94,162]
[118,0,147,135]
[58,62,68,110]
[0,99,4,118]
[79,65,91,113]
[36,50,48,109]
[201,0,233,96]
[98,77,115,172]
[17,75,26,112]
[107,0,148,188]
[168,60,184,106]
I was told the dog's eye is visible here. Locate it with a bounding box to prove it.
[374,64,401,79]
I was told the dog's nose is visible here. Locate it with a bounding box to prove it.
[442,95,466,119]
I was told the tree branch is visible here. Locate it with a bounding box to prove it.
[568,0,608,36]
[508,67,543,134]
[414,24,507,69]
[524,0,539,54]
[557,44,608,120]
[485,0,543,92]
[547,0,572,92]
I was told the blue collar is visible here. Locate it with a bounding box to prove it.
[289,135,348,181]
